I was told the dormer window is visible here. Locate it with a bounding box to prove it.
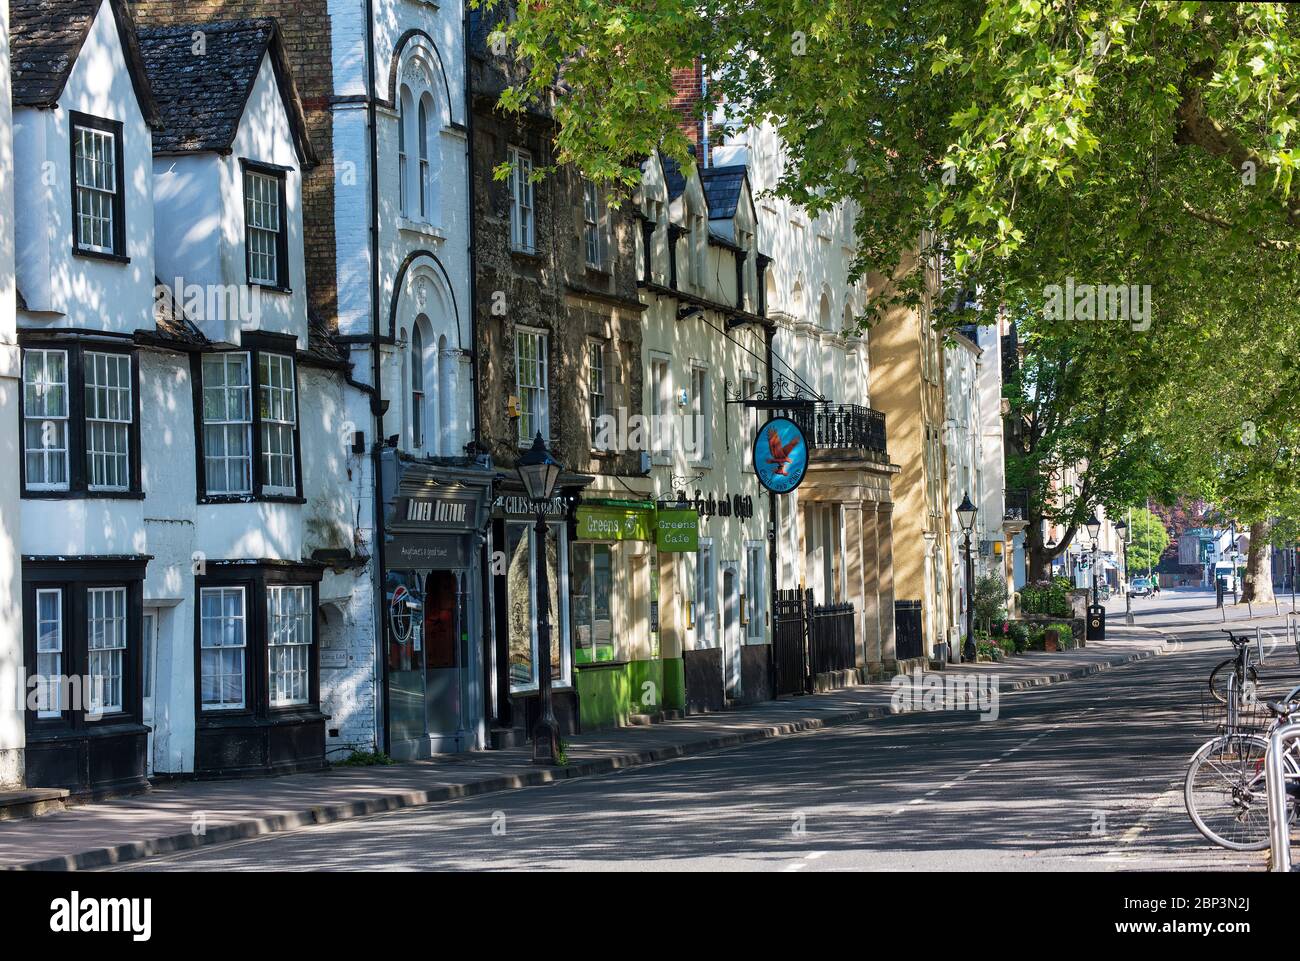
[242,162,288,290]
[71,113,125,259]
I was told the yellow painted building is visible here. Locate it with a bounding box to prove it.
[867,249,954,661]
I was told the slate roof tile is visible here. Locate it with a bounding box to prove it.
[699,164,748,221]
[137,19,273,155]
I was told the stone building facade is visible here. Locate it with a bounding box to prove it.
[469,8,652,737]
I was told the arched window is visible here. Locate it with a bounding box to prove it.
[410,324,424,449]
[398,86,414,217]
[418,98,429,219]
[819,292,832,329]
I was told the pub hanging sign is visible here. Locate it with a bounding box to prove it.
[753,416,808,494]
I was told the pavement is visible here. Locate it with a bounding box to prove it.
[0,619,1170,871]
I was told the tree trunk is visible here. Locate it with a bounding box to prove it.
[1242,521,1273,604]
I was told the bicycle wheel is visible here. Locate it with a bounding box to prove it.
[1184,734,1297,851]
[1208,661,1259,705]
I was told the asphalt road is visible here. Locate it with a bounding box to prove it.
[107,588,1300,872]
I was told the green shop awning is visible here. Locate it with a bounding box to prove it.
[576,505,655,541]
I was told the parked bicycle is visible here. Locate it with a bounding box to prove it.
[1207,628,1260,705]
[1185,694,1300,850]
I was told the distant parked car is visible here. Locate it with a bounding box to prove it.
[1128,577,1153,598]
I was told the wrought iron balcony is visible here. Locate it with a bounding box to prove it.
[769,402,889,462]
[1004,488,1030,522]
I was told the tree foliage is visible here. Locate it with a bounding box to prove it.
[480,1,1300,534]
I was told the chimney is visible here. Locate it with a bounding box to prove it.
[670,62,707,164]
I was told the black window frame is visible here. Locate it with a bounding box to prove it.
[69,111,128,263]
[239,159,291,293]
[191,331,304,504]
[21,557,148,738]
[192,564,322,723]
[17,336,144,500]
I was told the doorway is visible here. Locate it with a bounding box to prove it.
[386,569,469,758]
[142,610,159,776]
[721,563,741,699]
[423,571,463,741]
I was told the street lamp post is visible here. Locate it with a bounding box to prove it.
[957,493,977,662]
[517,433,563,765]
[1086,513,1102,607]
[1291,542,1297,615]
[1116,518,1133,625]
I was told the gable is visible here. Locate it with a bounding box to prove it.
[138,18,315,165]
[11,0,160,124]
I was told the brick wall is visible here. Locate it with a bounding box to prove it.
[129,0,338,325]
[670,63,704,151]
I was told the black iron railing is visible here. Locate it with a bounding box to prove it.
[1005,489,1030,522]
[770,403,888,461]
[773,589,810,696]
[894,600,924,661]
[810,601,857,676]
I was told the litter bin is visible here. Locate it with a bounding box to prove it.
[1087,604,1106,641]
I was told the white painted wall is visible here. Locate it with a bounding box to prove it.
[153,52,308,346]
[718,122,872,599]
[0,0,24,788]
[13,1,155,331]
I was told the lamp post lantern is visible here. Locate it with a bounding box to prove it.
[1086,512,1102,607]
[957,492,977,662]
[517,433,563,765]
[1116,518,1133,625]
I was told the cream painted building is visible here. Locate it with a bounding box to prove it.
[637,153,773,712]
[714,124,899,673]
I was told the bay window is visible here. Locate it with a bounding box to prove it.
[22,559,147,732]
[197,572,320,719]
[19,341,140,497]
[196,343,301,501]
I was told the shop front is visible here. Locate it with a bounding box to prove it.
[569,500,676,730]
[488,485,586,746]
[380,453,493,759]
